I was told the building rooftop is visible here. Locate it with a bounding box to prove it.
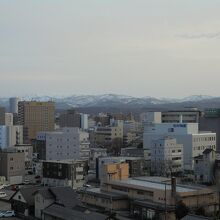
[79,188,127,200]
[43,159,87,164]
[43,204,108,220]
[109,176,205,193]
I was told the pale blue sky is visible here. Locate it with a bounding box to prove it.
[1,0,220,97]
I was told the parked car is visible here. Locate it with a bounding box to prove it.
[0,192,7,198]
[23,180,31,185]
[0,210,15,217]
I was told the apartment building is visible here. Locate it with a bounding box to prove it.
[18,101,55,143]
[42,160,88,189]
[0,150,25,184]
[144,123,216,170]
[0,125,23,149]
[151,137,183,176]
[36,127,90,161]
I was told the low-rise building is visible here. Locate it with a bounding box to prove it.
[42,160,88,189]
[194,149,216,183]
[14,144,33,170]
[80,165,219,220]
[0,150,25,184]
[97,156,147,181]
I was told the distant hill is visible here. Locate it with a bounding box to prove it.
[1,94,220,114]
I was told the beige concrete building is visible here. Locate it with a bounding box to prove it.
[18,101,55,143]
[90,120,123,147]
[0,151,25,184]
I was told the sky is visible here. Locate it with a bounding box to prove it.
[0,0,220,98]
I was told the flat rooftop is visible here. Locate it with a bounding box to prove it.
[109,176,205,193]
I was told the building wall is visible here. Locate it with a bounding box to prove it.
[59,109,81,128]
[0,107,5,125]
[18,101,55,143]
[0,152,25,184]
[35,193,54,219]
[45,128,90,161]
[200,116,220,152]
[0,126,23,149]
[151,137,183,175]
[9,97,20,114]
[14,145,33,169]
[42,160,87,189]
[144,123,216,170]
[162,111,200,123]
[5,113,13,126]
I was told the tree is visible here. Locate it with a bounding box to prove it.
[195,207,205,216]
[175,201,189,220]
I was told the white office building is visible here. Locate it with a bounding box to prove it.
[80,113,88,130]
[151,137,183,176]
[0,125,23,149]
[144,123,216,170]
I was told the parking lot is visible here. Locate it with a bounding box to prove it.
[0,201,21,219]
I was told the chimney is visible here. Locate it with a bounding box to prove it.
[179,115,183,123]
[171,177,176,197]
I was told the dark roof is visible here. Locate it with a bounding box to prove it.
[194,155,203,160]
[78,188,127,200]
[43,204,108,220]
[12,186,41,206]
[181,214,212,220]
[203,148,214,155]
[36,187,54,200]
[49,186,82,208]
[133,200,175,212]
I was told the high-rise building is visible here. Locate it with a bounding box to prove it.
[80,113,88,130]
[0,150,25,184]
[0,107,5,125]
[18,101,55,143]
[9,97,20,114]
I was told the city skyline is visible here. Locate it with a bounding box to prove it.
[1,1,220,97]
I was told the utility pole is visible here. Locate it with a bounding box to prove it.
[165,182,167,220]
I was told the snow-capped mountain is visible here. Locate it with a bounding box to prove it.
[0,94,217,109]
